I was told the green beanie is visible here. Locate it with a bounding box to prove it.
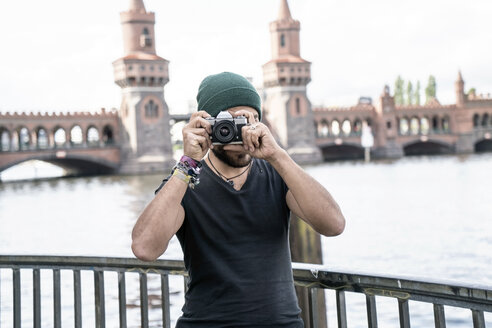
[196,72,262,120]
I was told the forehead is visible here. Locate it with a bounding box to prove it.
[227,106,258,116]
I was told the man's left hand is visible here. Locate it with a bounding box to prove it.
[223,110,284,162]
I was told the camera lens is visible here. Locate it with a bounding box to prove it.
[220,127,230,137]
[213,121,236,143]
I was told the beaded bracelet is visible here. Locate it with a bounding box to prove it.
[171,155,202,189]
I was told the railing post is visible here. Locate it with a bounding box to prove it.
[366,295,378,328]
[13,268,21,328]
[161,274,171,328]
[74,270,82,328]
[433,304,446,328]
[398,299,411,328]
[118,272,127,328]
[308,288,320,328]
[336,290,348,328]
[33,269,41,328]
[53,269,61,328]
[94,270,106,328]
[472,310,485,328]
[139,273,149,328]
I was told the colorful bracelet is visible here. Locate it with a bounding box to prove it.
[171,155,202,189]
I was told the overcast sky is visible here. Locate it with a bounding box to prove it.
[0,0,491,114]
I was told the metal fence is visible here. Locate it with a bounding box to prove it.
[0,255,491,328]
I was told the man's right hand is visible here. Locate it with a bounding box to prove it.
[182,111,213,161]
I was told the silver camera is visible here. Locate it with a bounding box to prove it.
[205,111,248,145]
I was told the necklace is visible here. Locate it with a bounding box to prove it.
[207,153,252,187]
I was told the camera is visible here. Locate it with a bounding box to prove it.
[205,111,248,145]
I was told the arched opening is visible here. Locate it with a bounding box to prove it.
[353,119,362,136]
[403,141,453,156]
[475,139,492,153]
[102,125,114,145]
[145,100,159,118]
[321,144,365,161]
[54,128,66,148]
[482,114,489,127]
[70,125,83,146]
[19,127,31,150]
[432,116,440,133]
[410,117,419,135]
[313,122,319,137]
[420,117,430,135]
[399,117,409,135]
[280,34,285,47]
[87,126,100,146]
[442,116,450,132]
[1,128,10,151]
[331,120,340,136]
[473,114,480,128]
[319,120,329,137]
[341,119,351,136]
[36,128,49,149]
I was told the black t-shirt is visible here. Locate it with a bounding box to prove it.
[157,158,303,327]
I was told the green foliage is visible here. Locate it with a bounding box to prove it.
[406,81,413,105]
[425,75,436,103]
[394,76,404,105]
[468,87,476,96]
[414,81,421,106]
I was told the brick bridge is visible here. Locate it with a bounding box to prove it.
[0,110,196,175]
[312,85,492,160]
[2,87,492,175]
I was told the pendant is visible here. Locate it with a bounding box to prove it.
[227,180,234,187]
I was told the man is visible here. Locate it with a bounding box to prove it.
[132,72,345,327]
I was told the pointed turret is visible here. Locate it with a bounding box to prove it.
[129,0,146,13]
[278,0,293,20]
[455,70,465,107]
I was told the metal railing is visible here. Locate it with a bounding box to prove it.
[0,255,491,328]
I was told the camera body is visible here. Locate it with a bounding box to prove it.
[205,111,248,145]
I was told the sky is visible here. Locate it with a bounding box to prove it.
[0,0,491,114]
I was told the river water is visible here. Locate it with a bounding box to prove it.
[0,153,491,327]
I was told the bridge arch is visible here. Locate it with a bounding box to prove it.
[475,138,492,153]
[53,126,67,148]
[87,126,100,146]
[70,125,83,146]
[319,142,364,161]
[403,139,453,156]
[35,126,50,149]
[0,153,119,176]
[0,126,11,151]
[102,125,115,145]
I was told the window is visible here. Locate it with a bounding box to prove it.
[145,100,159,118]
[295,98,300,115]
[280,34,285,47]
[140,28,152,47]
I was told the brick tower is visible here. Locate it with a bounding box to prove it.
[113,0,174,174]
[262,0,322,164]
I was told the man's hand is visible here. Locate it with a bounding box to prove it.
[182,111,213,161]
[224,110,284,162]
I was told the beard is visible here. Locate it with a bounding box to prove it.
[212,146,252,168]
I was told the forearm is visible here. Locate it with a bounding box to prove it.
[132,176,187,261]
[269,150,345,236]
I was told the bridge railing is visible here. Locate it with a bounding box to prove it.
[0,255,491,328]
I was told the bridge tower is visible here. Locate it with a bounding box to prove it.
[262,0,322,164]
[374,85,404,158]
[113,0,174,174]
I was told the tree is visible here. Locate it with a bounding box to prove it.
[406,81,413,105]
[394,76,404,105]
[414,81,421,105]
[425,75,436,103]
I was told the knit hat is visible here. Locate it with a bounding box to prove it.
[196,72,262,120]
